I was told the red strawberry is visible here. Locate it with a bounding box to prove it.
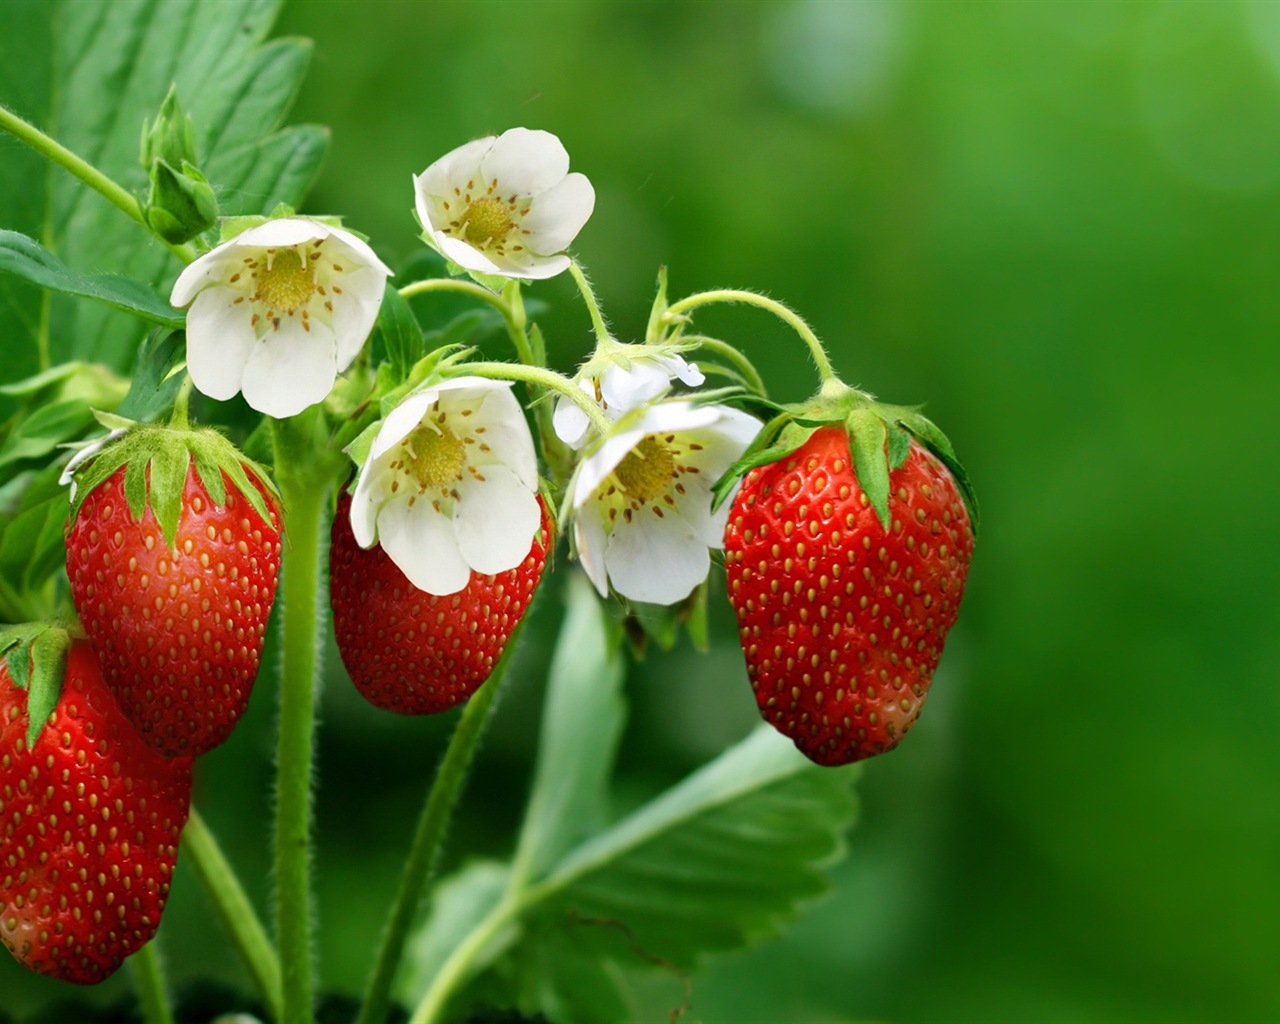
[1,638,192,984]
[64,426,282,757]
[724,424,974,765]
[329,492,552,714]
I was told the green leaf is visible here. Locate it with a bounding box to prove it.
[529,726,858,970]
[24,625,68,748]
[0,230,185,328]
[38,0,327,371]
[0,397,95,470]
[115,329,185,422]
[376,281,426,379]
[511,572,627,887]
[410,727,859,1022]
[0,463,68,616]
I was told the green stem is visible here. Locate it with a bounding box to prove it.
[269,413,340,1024]
[684,334,768,397]
[129,941,176,1024]
[398,277,535,366]
[462,360,613,435]
[663,289,837,384]
[182,808,284,1022]
[0,102,197,264]
[568,260,613,349]
[356,673,506,1024]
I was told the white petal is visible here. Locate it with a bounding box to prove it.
[605,506,710,604]
[378,499,472,596]
[454,466,541,575]
[495,251,572,281]
[520,173,595,254]
[573,509,610,598]
[233,217,332,249]
[328,262,387,368]
[185,286,257,400]
[170,249,246,307]
[323,225,393,277]
[553,390,592,448]
[416,137,494,207]
[432,232,510,276]
[666,354,706,387]
[600,360,670,412]
[370,390,436,461]
[571,424,648,510]
[481,128,569,196]
[458,385,537,487]
[239,321,339,418]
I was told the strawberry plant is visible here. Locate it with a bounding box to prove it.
[0,3,975,1022]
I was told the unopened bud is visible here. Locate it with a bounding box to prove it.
[144,159,218,244]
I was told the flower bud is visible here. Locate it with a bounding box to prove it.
[144,159,218,244]
[140,85,198,170]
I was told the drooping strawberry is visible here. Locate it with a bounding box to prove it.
[723,406,975,766]
[64,423,282,757]
[329,491,552,714]
[0,629,192,984]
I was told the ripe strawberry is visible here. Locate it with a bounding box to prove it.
[1,637,192,984]
[724,424,974,765]
[64,425,282,757]
[329,491,552,714]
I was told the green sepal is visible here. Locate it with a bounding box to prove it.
[0,623,71,749]
[845,407,892,532]
[710,413,816,512]
[876,403,980,536]
[65,423,280,554]
[643,266,671,345]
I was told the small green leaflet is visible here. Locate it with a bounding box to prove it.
[0,231,185,329]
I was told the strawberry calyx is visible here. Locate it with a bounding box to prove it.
[64,417,281,553]
[712,380,979,536]
[0,623,74,747]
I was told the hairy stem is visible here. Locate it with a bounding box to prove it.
[129,941,176,1024]
[569,259,613,349]
[356,674,505,1024]
[664,289,838,384]
[462,360,613,435]
[0,103,197,264]
[182,808,284,1021]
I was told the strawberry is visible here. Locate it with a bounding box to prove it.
[64,424,282,757]
[329,492,552,714]
[724,423,974,765]
[1,634,192,984]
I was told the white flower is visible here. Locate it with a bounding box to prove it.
[553,350,705,449]
[349,377,541,596]
[170,218,392,418]
[414,128,594,280]
[568,401,759,605]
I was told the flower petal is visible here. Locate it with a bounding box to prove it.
[377,498,472,596]
[239,320,339,418]
[481,128,569,196]
[570,423,648,510]
[370,390,435,461]
[600,359,670,412]
[552,380,595,448]
[184,286,257,400]
[454,465,541,575]
[416,137,494,206]
[170,249,247,308]
[574,508,610,598]
[328,262,387,368]
[520,172,595,254]
[605,504,711,604]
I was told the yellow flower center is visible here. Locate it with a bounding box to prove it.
[614,436,676,504]
[256,248,316,313]
[398,424,467,491]
[462,197,515,247]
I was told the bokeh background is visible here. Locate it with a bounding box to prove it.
[5,1,1280,1021]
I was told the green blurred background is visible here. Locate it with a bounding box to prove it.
[5,1,1280,1021]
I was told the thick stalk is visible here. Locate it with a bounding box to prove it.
[269,409,342,1024]
[273,476,326,1024]
[129,941,176,1024]
[356,675,504,1024]
[182,808,284,1021]
[0,103,197,264]
[664,289,837,384]
[398,277,535,366]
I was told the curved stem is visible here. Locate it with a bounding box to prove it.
[684,335,767,397]
[462,360,613,435]
[356,667,506,1024]
[0,103,197,264]
[129,941,176,1024]
[568,260,612,349]
[182,808,284,1022]
[398,277,536,366]
[664,289,837,384]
